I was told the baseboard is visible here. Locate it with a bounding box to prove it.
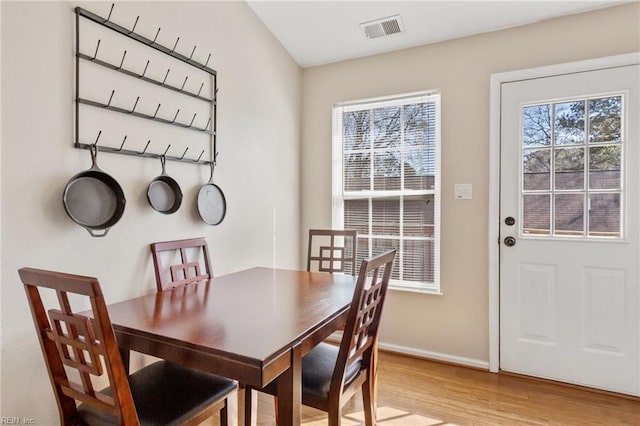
[327,332,490,370]
[378,342,490,370]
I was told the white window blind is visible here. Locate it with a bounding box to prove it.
[332,91,441,293]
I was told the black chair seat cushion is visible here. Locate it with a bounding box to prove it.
[77,361,237,426]
[301,342,362,400]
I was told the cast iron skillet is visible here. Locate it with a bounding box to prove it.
[197,162,226,225]
[63,145,126,237]
[147,155,183,214]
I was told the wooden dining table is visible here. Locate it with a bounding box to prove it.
[105,267,357,426]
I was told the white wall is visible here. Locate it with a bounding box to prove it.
[0,0,301,420]
[300,3,640,367]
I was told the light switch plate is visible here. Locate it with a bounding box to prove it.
[454,183,473,200]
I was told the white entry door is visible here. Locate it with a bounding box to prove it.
[499,64,640,396]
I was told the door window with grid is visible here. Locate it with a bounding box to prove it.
[332,92,441,292]
[521,95,624,238]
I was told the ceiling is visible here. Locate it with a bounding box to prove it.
[246,1,633,68]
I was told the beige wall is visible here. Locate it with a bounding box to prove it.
[300,3,640,365]
[1,0,301,419]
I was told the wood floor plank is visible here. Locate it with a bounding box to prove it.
[203,350,640,425]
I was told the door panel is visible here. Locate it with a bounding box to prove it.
[518,263,556,344]
[499,65,639,396]
[583,268,626,353]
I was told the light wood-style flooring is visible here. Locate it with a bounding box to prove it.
[208,350,640,425]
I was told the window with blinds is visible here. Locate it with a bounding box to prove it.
[332,91,441,292]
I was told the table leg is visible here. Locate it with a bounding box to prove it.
[119,347,130,373]
[243,386,258,426]
[276,342,302,426]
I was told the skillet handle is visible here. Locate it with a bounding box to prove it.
[86,227,110,238]
[160,155,167,176]
[208,161,215,183]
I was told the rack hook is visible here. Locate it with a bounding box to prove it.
[171,109,180,123]
[163,144,172,156]
[140,60,150,78]
[117,50,127,70]
[152,27,161,44]
[204,117,212,130]
[203,53,211,68]
[106,90,115,107]
[180,76,188,91]
[116,135,128,151]
[162,69,170,84]
[152,103,161,118]
[171,37,180,53]
[128,16,139,34]
[179,148,189,160]
[130,96,140,113]
[92,130,102,147]
[91,39,101,60]
[195,150,205,162]
[103,3,114,23]
[139,140,151,155]
[189,45,197,60]
[197,82,204,97]
[188,113,197,127]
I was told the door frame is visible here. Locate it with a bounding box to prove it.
[488,52,640,374]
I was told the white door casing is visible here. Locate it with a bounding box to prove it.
[488,54,640,396]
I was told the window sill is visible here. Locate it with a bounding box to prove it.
[389,285,443,296]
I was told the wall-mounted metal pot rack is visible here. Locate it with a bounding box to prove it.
[74,4,217,165]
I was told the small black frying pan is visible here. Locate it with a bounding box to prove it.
[147,155,183,214]
[197,162,226,225]
[63,145,126,237]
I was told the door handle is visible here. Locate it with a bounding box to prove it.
[504,236,516,247]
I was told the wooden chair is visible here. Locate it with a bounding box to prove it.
[248,248,396,426]
[307,229,358,276]
[20,267,238,426]
[150,237,212,291]
[150,238,247,409]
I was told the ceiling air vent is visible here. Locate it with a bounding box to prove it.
[360,15,404,39]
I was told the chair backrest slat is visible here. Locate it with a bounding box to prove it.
[19,267,138,425]
[150,237,212,291]
[307,229,358,275]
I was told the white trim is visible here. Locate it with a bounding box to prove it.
[389,285,443,296]
[332,104,344,229]
[334,89,441,109]
[379,342,489,370]
[488,73,501,373]
[488,53,640,374]
[326,333,489,370]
